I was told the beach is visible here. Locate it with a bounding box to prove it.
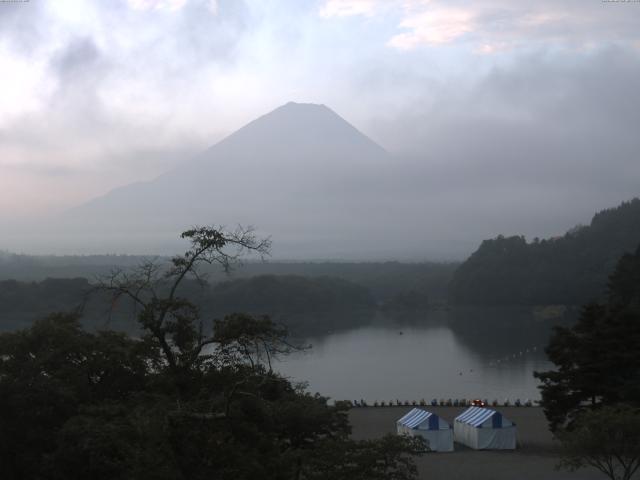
[349,406,605,480]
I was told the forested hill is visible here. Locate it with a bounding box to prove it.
[449,198,640,306]
[0,275,375,334]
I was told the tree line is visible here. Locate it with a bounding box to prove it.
[0,272,442,335]
[0,252,457,305]
[450,198,640,305]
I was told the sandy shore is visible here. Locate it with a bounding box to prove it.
[349,406,605,480]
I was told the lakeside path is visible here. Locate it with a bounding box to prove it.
[349,406,605,480]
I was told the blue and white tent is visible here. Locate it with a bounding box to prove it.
[396,408,454,452]
[454,407,516,450]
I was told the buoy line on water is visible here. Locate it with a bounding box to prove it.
[347,398,536,408]
[487,344,547,367]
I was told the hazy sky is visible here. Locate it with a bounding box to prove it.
[1,0,639,256]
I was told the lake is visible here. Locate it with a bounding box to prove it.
[275,308,562,403]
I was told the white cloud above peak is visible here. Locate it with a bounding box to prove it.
[389,6,474,48]
[319,0,381,18]
[319,0,640,53]
[127,0,187,11]
[126,0,217,13]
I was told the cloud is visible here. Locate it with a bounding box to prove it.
[49,36,109,107]
[366,45,640,244]
[0,1,48,53]
[0,1,249,159]
[388,7,474,48]
[319,0,380,18]
[319,0,640,52]
[126,0,190,12]
[51,37,102,77]
[125,0,218,14]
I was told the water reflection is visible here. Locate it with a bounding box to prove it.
[276,308,564,402]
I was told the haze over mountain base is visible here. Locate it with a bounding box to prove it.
[4,102,636,260]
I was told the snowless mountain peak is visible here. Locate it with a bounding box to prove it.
[207,101,387,158]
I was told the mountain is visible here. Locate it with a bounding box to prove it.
[448,198,640,306]
[59,102,394,256]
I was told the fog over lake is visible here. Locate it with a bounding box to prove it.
[276,309,557,403]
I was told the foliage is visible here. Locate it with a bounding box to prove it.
[213,312,297,371]
[557,405,640,480]
[535,245,640,431]
[0,252,457,306]
[209,274,374,315]
[450,198,640,305]
[206,275,376,333]
[0,226,423,480]
[0,278,90,330]
[0,274,376,335]
[0,239,457,334]
[382,290,430,311]
[300,434,427,480]
[0,313,152,480]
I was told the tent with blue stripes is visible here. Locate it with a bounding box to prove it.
[454,407,516,450]
[396,408,453,452]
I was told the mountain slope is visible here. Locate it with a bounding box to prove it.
[60,102,393,256]
[449,198,640,305]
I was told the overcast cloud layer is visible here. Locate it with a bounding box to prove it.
[1,0,639,258]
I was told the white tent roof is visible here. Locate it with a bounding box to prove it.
[455,407,513,428]
[397,408,449,430]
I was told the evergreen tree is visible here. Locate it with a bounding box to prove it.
[535,245,640,431]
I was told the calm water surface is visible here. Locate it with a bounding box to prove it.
[276,309,558,403]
